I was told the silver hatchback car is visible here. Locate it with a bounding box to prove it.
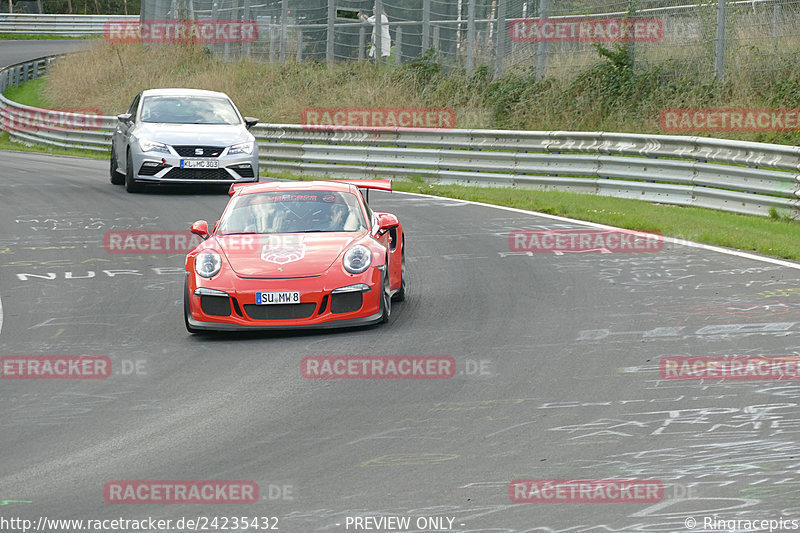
[110,88,259,193]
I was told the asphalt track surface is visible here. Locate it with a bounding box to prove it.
[0,40,93,67]
[3,44,800,533]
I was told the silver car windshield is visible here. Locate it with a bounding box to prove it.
[218,191,367,234]
[140,96,241,125]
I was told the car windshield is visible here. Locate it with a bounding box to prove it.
[218,191,367,234]
[140,95,241,125]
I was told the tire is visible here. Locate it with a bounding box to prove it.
[379,267,391,324]
[184,277,199,334]
[392,242,406,302]
[124,150,143,193]
[109,146,124,185]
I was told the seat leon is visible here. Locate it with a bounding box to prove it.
[110,88,259,193]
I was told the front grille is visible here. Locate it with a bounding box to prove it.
[244,303,316,320]
[231,164,255,178]
[330,292,363,314]
[173,146,225,158]
[201,295,231,317]
[163,168,232,180]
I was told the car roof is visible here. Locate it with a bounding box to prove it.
[140,88,231,99]
[235,181,357,196]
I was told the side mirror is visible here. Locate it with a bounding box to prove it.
[190,220,210,240]
[376,213,399,234]
[117,113,132,125]
[244,117,259,130]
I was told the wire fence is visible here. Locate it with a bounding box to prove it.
[134,0,799,80]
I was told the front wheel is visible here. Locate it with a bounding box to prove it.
[125,150,143,193]
[184,278,199,334]
[110,146,124,185]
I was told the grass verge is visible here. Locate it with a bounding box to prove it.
[3,78,51,108]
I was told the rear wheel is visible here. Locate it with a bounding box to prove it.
[110,146,124,185]
[392,242,406,302]
[124,150,143,193]
[379,267,391,323]
[184,277,199,334]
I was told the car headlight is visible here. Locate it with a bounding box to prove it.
[195,251,222,278]
[138,137,170,154]
[228,141,254,155]
[343,245,372,274]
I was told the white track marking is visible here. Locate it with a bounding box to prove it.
[395,191,800,271]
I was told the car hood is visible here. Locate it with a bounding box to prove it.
[215,233,367,279]
[134,123,253,147]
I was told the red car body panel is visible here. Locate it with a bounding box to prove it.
[184,180,404,331]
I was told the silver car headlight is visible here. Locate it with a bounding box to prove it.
[228,141,254,155]
[343,245,372,274]
[195,251,222,278]
[138,137,170,154]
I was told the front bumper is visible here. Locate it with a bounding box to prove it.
[131,146,259,184]
[186,268,383,331]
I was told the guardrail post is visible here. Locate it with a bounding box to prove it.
[359,26,366,61]
[326,0,335,66]
[494,0,505,79]
[715,0,726,79]
[32,60,39,79]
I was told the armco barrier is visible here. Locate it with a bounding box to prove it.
[0,14,138,35]
[2,55,799,217]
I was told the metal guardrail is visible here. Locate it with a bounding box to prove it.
[0,14,138,35]
[2,55,799,217]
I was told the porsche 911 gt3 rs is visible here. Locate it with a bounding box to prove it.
[183,179,405,332]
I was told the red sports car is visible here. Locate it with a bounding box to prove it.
[183,179,405,332]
